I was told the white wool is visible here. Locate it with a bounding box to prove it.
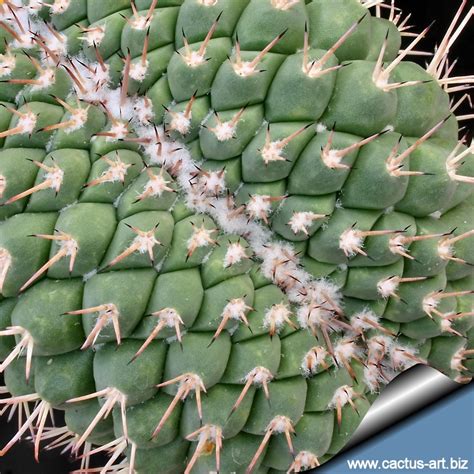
[303,62,326,79]
[102,158,130,183]
[50,0,71,14]
[132,123,155,143]
[373,73,390,90]
[321,149,344,168]
[45,167,65,192]
[422,294,439,316]
[351,310,380,332]
[0,53,16,77]
[129,61,149,82]
[377,277,399,298]
[318,278,344,298]
[17,112,38,135]
[315,122,327,133]
[437,240,453,260]
[197,170,226,195]
[156,308,182,328]
[329,385,355,409]
[390,345,422,370]
[288,212,321,235]
[271,0,300,9]
[100,88,133,120]
[261,141,285,164]
[2,5,34,47]
[204,171,225,191]
[301,346,328,376]
[363,362,396,392]
[263,303,292,331]
[246,195,272,220]
[176,374,205,395]
[367,335,394,360]
[129,13,152,31]
[440,318,453,333]
[89,63,111,88]
[364,363,382,392]
[258,242,291,276]
[144,143,165,165]
[339,228,364,257]
[196,425,221,443]
[143,173,172,197]
[292,451,320,470]
[63,107,89,133]
[205,194,272,243]
[27,0,44,12]
[301,279,342,307]
[108,122,129,141]
[388,234,407,255]
[187,226,215,251]
[284,273,313,302]
[296,304,313,329]
[0,249,12,278]
[288,211,311,233]
[334,338,362,364]
[13,31,36,49]
[222,298,249,320]
[256,242,314,298]
[133,97,154,124]
[185,188,214,212]
[244,366,273,385]
[0,175,6,198]
[223,242,248,268]
[232,61,258,77]
[133,233,158,254]
[169,113,191,135]
[212,121,235,141]
[183,51,207,68]
[40,30,67,63]
[58,237,79,257]
[297,304,335,331]
[450,347,466,371]
[267,415,292,434]
[80,25,105,46]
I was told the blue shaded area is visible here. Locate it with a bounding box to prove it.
[319,385,473,473]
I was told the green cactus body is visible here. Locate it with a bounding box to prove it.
[0,0,472,473]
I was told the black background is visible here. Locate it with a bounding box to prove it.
[0,1,472,473]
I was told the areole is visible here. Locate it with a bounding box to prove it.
[0,0,473,473]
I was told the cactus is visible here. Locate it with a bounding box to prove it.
[0,0,473,472]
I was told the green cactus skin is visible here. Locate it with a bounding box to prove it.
[0,0,473,473]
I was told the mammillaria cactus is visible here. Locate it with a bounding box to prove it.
[0,0,473,472]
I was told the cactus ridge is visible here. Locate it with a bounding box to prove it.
[0,0,473,472]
